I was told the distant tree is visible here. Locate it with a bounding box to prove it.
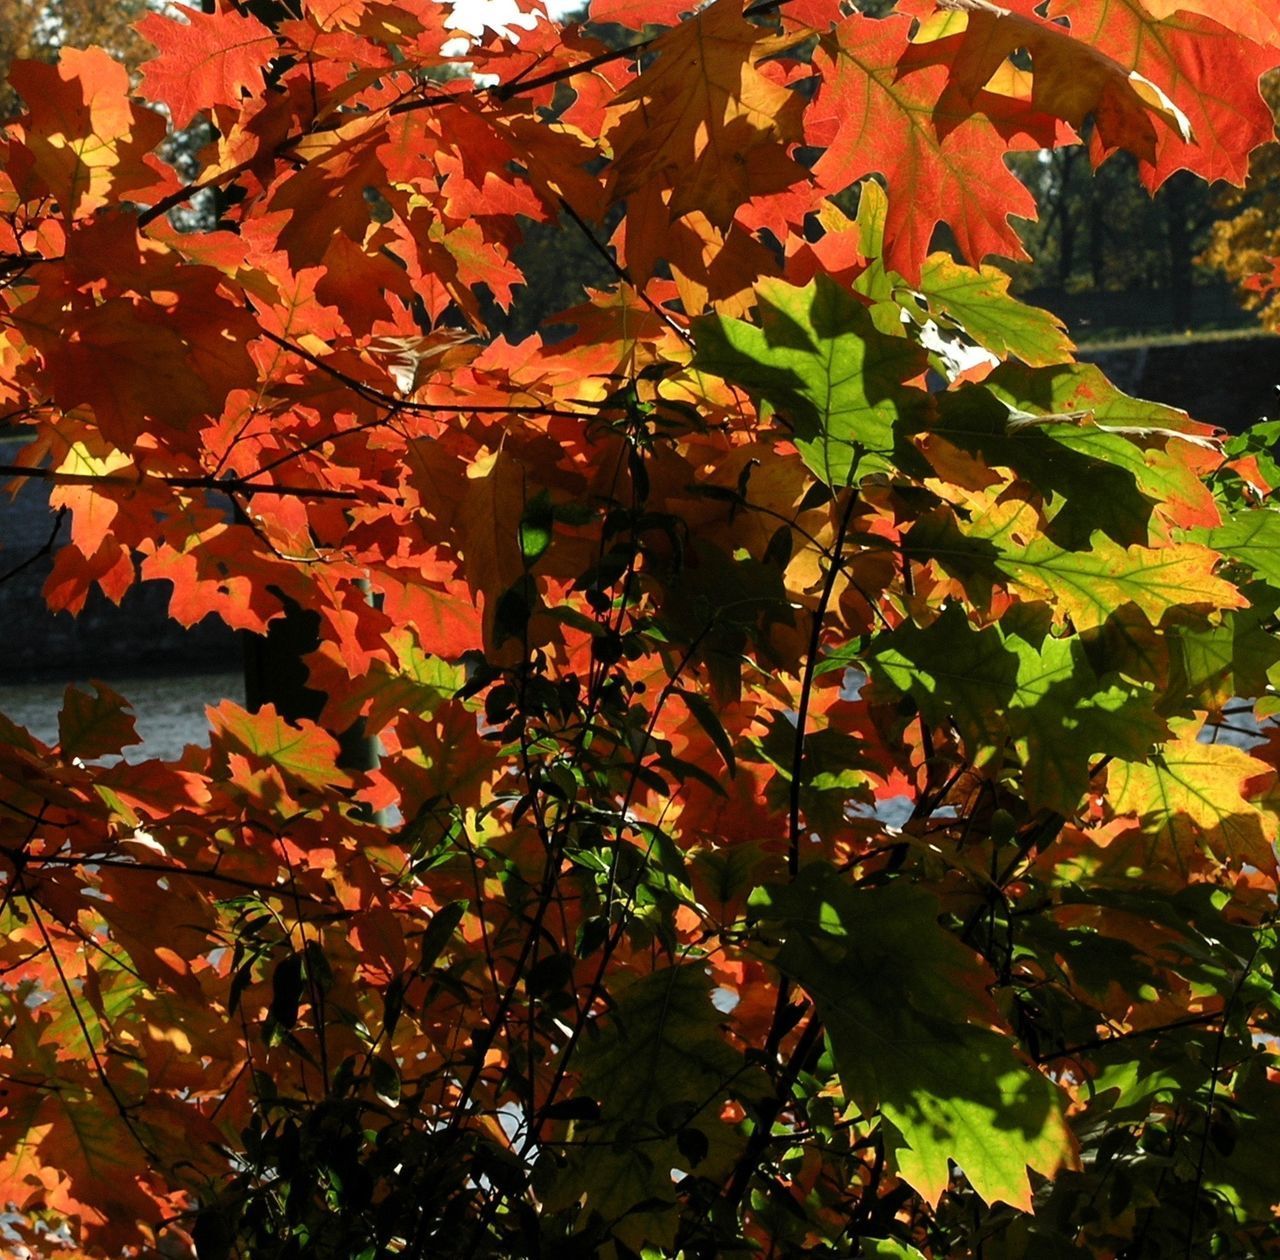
[1203,72,1280,326]
[1011,138,1227,328]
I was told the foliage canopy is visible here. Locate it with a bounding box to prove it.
[0,0,1279,1256]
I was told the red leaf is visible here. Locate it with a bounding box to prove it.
[808,13,1061,276]
[1131,0,1280,49]
[1030,0,1278,188]
[137,4,277,130]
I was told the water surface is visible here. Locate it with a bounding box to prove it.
[0,670,243,762]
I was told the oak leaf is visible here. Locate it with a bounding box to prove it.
[605,0,806,231]
[865,604,1166,812]
[901,0,1193,167]
[9,47,167,216]
[750,867,1075,1208]
[907,253,1075,368]
[208,701,354,791]
[1028,0,1278,188]
[808,13,1060,276]
[915,495,1247,630]
[694,274,929,486]
[1109,738,1278,872]
[58,683,140,762]
[1192,508,1280,592]
[137,4,277,130]
[554,965,764,1249]
[1135,0,1280,47]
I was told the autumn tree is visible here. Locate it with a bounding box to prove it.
[1203,71,1280,327]
[2,1,1280,1258]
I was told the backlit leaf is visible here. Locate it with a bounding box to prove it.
[1109,737,1278,871]
[750,867,1074,1208]
[137,5,276,130]
[695,275,929,485]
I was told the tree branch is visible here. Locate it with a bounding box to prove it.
[0,464,364,501]
[0,505,64,584]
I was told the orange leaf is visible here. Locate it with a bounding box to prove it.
[208,700,354,791]
[1109,738,1278,872]
[9,47,167,216]
[606,0,806,231]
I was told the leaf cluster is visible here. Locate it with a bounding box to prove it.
[0,1,1278,1257]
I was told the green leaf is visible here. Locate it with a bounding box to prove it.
[329,631,464,736]
[908,254,1074,368]
[693,274,929,486]
[1222,419,1280,497]
[983,362,1219,535]
[549,965,762,1248]
[749,866,1072,1208]
[1192,506,1280,590]
[851,179,893,305]
[984,361,1211,437]
[926,385,1166,548]
[751,712,877,834]
[1205,1056,1280,1220]
[1165,583,1280,712]
[371,1055,401,1104]
[862,1240,928,1260]
[867,604,1166,812]
[658,541,792,700]
[690,840,772,910]
[519,488,554,564]
[577,964,748,1131]
[267,953,304,1039]
[417,902,466,973]
[905,497,1245,631]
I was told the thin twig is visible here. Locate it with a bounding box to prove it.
[20,883,162,1163]
[555,195,692,346]
[0,465,363,502]
[1186,929,1269,1256]
[788,484,862,878]
[253,327,598,422]
[1035,1010,1220,1064]
[0,506,64,584]
[26,852,343,908]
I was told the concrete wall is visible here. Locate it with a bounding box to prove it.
[1080,334,1278,433]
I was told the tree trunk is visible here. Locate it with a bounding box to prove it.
[1165,173,1195,330]
[1055,151,1077,288]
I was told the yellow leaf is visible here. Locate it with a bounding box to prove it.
[1109,738,1277,872]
